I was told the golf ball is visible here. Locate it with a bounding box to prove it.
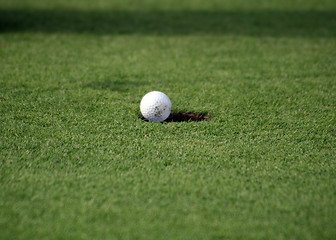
[140,91,172,122]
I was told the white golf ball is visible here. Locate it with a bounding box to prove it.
[140,91,172,122]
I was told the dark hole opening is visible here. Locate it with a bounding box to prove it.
[140,112,211,122]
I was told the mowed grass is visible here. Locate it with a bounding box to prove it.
[1,0,336,239]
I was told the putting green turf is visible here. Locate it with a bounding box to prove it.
[1,0,336,239]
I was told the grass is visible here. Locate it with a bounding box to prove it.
[1,0,336,239]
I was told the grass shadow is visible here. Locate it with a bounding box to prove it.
[85,79,146,92]
[1,9,336,37]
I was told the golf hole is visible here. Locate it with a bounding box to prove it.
[141,112,211,122]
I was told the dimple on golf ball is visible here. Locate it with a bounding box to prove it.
[140,91,172,122]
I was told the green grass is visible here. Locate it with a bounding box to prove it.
[1,0,336,239]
